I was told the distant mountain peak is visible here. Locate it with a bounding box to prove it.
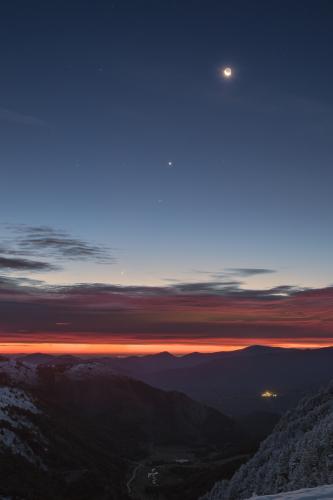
[242,345,283,353]
[155,351,175,358]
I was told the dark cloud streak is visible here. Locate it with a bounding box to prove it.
[0,256,56,272]
[226,268,276,277]
[193,268,276,281]
[1,224,114,266]
[0,276,325,344]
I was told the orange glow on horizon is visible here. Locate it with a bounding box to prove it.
[0,338,333,356]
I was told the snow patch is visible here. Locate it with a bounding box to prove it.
[66,362,115,380]
[0,386,46,467]
[248,484,333,499]
[0,387,39,414]
[0,359,37,384]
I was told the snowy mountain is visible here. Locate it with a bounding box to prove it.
[202,381,333,499]
[0,358,38,384]
[0,381,129,499]
[0,356,250,499]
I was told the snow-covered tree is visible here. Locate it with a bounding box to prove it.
[201,381,333,500]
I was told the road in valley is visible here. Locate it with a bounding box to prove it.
[126,462,144,497]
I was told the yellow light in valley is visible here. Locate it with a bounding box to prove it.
[261,390,278,398]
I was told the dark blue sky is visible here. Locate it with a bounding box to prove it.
[1,0,333,289]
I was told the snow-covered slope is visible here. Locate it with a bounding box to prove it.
[0,386,46,467]
[66,362,116,380]
[248,484,333,499]
[202,382,333,499]
[0,356,115,384]
[0,358,37,384]
[0,380,130,499]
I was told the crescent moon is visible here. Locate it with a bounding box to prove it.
[223,67,232,78]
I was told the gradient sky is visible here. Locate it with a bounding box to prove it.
[1,1,333,353]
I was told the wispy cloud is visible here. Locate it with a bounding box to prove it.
[226,268,276,277]
[0,275,45,294]
[0,227,330,346]
[0,108,46,127]
[1,224,114,266]
[0,256,56,272]
[17,226,113,263]
[192,267,276,281]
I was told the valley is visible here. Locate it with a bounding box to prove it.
[126,447,249,500]
[2,346,333,499]
[0,355,253,499]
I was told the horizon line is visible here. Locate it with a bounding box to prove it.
[1,339,333,356]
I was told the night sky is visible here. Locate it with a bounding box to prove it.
[1,1,333,353]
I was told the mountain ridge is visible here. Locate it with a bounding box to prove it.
[0,357,250,500]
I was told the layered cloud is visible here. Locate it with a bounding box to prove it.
[192,268,276,281]
[226,268,276,277]
[14,225,112,262]
[0,224,113,271]
[0,256,56,272]
[0,275,332,347]
[1,224,332,350]
[0,107,46,127]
